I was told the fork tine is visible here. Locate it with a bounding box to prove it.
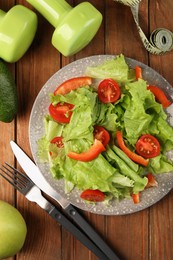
[4,162,32,185]
[0,163,33,195]
[0,166,22,192]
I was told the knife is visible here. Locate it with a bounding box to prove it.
[10,141,120,260]
[0,163,109,260]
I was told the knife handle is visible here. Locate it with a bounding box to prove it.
[49,206,109,260]
[65,204,120,260]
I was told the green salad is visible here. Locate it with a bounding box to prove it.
[38,54,173,204]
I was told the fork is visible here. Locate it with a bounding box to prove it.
[0,163,111,260]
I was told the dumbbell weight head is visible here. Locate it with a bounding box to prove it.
[0,5,37,63]
[27,0,102,56]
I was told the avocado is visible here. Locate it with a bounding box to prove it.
[0,59,18,122]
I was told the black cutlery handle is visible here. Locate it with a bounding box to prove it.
[49,206,110,260]
[65,204,120,260]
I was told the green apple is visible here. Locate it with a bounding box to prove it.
[0,200,27,260]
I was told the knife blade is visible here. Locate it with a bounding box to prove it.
[10,140,120,260]
[10,141,70,208]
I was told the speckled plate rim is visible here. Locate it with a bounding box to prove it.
[29,55,173,215]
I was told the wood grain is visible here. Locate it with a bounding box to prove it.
[0,0,173,260]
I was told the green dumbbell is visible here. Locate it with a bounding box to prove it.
[0,5,37,63]
[27,0,102,56]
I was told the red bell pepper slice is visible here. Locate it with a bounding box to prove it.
[116,131,149,167]
[132,192,140,204]
[135,66,142,80]
[54,76,92,96]
[67,139,106,162]
[147,85,171,108]
[146,173,158,188]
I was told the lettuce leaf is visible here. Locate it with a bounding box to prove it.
[85,54,135,83]
[149,154,173,174]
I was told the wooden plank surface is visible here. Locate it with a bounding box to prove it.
[0,0,173,259]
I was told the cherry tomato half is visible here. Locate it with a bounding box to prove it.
[49,102,74,123]
[50,136,64,148]
[54,76,92,96]
[98,79,121,104]
[94,126,110,147]
[135,134,160,159]
[49,137,64,156]
[80,189,105,202]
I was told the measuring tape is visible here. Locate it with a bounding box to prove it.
[114,0,173,54]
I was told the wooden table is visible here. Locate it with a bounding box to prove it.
[1,0,173,259]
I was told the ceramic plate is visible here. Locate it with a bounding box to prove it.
[29,55,173,215]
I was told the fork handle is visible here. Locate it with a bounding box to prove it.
[28,191,108,259]
[65,204,120,260]
[49,206,109,260]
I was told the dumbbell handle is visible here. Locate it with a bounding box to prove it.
[27,0,72,28]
